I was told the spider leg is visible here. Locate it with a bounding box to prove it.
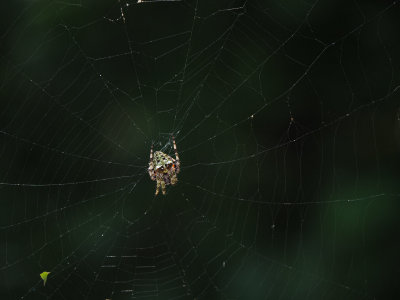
[155,180,160,196]
[148,144,156,180]
[172,136,180,174]
[149,144,153,160]
[171,174,178,185]
[161,181,166,195]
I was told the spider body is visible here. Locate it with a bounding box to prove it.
[148,137,180,195]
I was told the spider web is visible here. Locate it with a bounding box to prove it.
[1,0,400,299]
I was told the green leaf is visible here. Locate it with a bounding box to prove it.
[40,271,51,286]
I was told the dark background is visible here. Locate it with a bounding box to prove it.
[0,0,399,299]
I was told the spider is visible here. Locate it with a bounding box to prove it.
[148,136,180,195]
